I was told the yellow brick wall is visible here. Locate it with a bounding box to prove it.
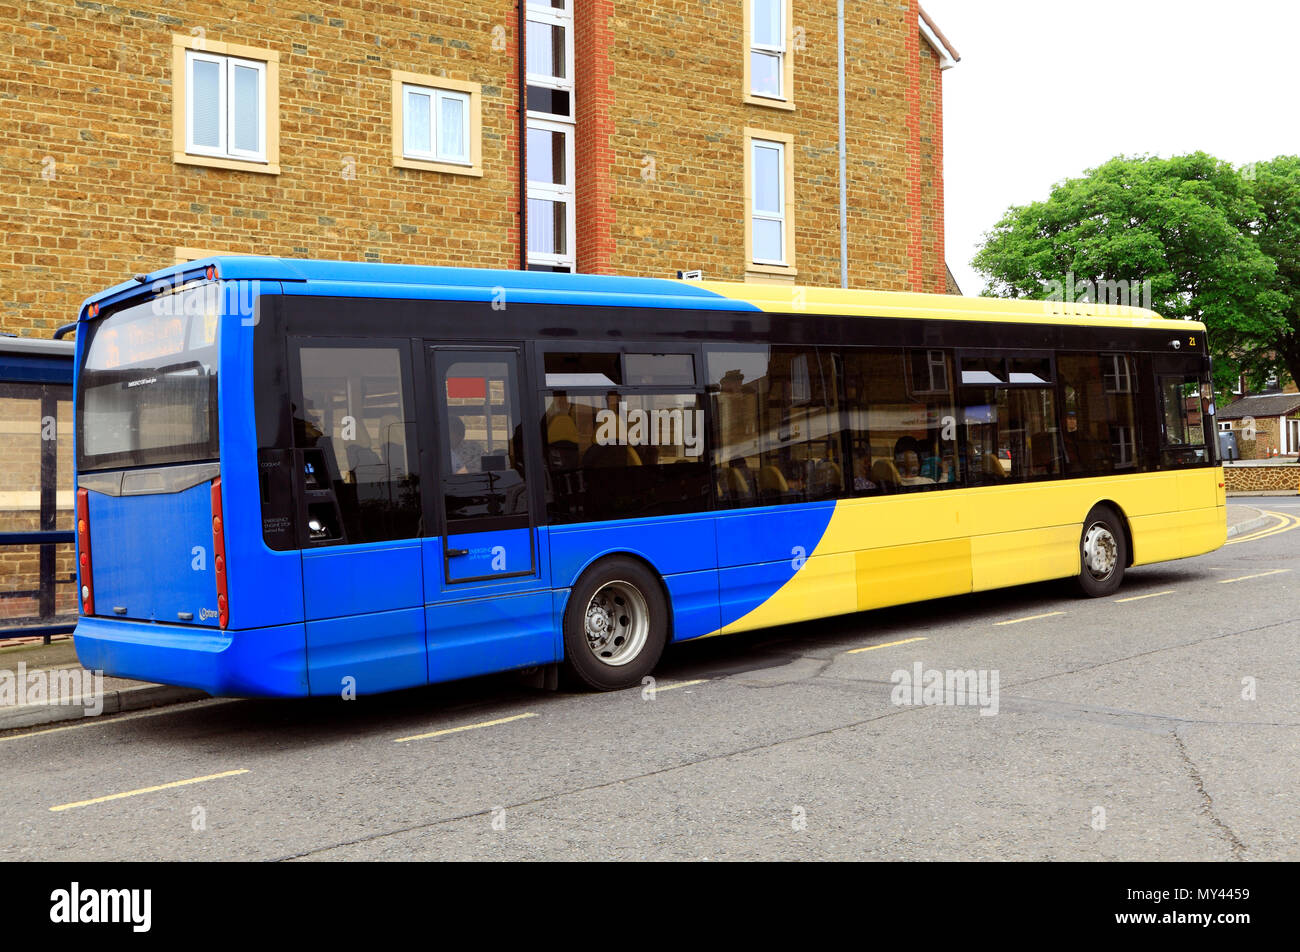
[0,0,950,336]
[0,0,520,336]
[604,0,943,288]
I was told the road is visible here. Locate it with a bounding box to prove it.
[2,499,1297,861]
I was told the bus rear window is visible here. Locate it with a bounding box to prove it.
[77,286,220,471]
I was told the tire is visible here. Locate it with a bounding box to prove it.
[562,557,668,691]
[1075,505,1127,597]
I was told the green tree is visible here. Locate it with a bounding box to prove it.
[1248,156,1300,391]
[972,152,1290,395]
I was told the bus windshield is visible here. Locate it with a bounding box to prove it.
[77,285,220,471]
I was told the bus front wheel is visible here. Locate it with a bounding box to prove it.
[562,557,668,691]
[1076,506,1127,597]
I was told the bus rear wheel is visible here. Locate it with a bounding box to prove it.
[562,557,667,691]
[1076,506,1127,597]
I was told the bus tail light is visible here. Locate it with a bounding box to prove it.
[76,488,94,616]
[211,477,228,629]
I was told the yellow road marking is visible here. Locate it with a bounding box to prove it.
[1218,569,1291,585]
[1226,511,1300,546]
[1114,590,1176,603]
[995,611,1065,626]
[394,711,537,744]
[50,769,248,813]
[653,679,708,693]
[847,636,927,654]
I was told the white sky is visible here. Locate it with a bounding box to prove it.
[921,0,1300,296]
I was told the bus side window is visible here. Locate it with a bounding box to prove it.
[707,345,847,506]
[293,342,422,545]
[841,348,959,494]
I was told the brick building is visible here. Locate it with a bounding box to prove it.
[1218,381,1300,460]
[0,0,958,338]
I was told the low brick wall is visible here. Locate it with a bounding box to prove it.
[1224,461,1300,493]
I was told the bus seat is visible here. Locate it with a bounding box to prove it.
[871,458,901,491]
[758,465,789,494]
[813,460,842,494]
[726,466,752,497]
[546,414,580,469]
[981,452,1006,481]
[547,413,580,446]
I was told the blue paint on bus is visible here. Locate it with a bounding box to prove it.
[70,262,793,698]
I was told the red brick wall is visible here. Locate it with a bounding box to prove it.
[575,0,616,273]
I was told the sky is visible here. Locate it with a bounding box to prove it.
[921,0,1300,296]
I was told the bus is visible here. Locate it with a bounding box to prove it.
[71,257,1226,696]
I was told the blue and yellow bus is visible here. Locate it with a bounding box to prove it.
[72,258,1226,695]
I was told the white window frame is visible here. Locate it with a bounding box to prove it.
[749,0,786,101]
[526,1,574,120]
[401,84,472,166]
[526,117,576,272]
[1102,354,1134,394]
[185,50,267,163]
[750,139,787,267]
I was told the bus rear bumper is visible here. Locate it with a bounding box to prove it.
[73,617,309,698]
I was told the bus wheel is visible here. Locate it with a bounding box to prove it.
[563,558,667,691]
[1076,506,1127,597]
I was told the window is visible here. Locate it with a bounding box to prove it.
[78,288,221,472]
[292,343,421,545]
[544,352,622,388]
[403,87,469,163]
[526,0,573,118]
[1158,374,1211,467]
[542,391,710,523]
[745,0,794,108]
[527,1,575,271]
[391,72,482,176]
[708,346,845,505]
[171,36,279,174]
[745,130,795,274]
[843,349,959,494]
[962,387,1061,484]
[439,356,529,523]
[542,351,696,389]
[526,118,575,270]
[1058,354,1140,476]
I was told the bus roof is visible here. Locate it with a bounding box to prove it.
[0,335,75,358]
[78,256,1194,331]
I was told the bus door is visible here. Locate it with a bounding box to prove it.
[422,346,557,682]
[292,338,426,696]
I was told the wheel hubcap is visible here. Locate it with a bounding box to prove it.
[583,580,649,667]
[1083,523,1118,580]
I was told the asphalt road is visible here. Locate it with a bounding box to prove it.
[2,502,1297,861]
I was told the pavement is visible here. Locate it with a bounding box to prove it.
[0,503,1272,734]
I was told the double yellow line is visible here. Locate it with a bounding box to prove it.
[1226,510,1300,546]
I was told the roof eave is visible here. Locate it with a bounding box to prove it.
[919,5,961,69]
